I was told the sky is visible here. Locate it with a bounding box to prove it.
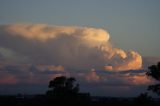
[0,0,160,97]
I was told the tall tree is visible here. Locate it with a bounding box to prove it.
[146,62,160,95]
[46,76,91,105]
[47,76,79,97]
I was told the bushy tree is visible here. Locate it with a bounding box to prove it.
[146,62,160,95]
[47,76,79,97]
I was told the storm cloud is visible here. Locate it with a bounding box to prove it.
[0,24,142,71]
[0,24,151,97]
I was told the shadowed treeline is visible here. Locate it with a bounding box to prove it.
[0,94,160,106]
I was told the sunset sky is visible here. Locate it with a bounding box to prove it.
[0,0,160,97]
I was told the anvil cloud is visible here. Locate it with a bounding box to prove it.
[0,24,142,71]
[0,24,155,96]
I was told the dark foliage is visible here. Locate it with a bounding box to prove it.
[146,62,160,95]
[146,62,160,81]
[148,84,160,95]
[134,92,153,106]
[46,76,90,105]
[47,76,79,97]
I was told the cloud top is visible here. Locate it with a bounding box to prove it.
[0,24,142,71]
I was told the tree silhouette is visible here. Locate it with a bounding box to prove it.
[48,76,79,96]
[46,76,90,106]
[46,76,80,105]
[135,92,153,106]
[146,62,160,95]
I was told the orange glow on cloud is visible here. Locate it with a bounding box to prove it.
[0,24,142,71]
[35,65,65,72]
[85,69,100,82]
[0,73,18,84]
[114,51,142,71]
[131,75,153,85]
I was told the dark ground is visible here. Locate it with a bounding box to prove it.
[0,94,160,106]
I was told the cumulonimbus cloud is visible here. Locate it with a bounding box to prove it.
[0,24,142,71]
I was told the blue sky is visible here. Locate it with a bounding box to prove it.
[0,0,160,56]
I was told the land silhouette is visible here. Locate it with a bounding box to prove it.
[1,62,160,106]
